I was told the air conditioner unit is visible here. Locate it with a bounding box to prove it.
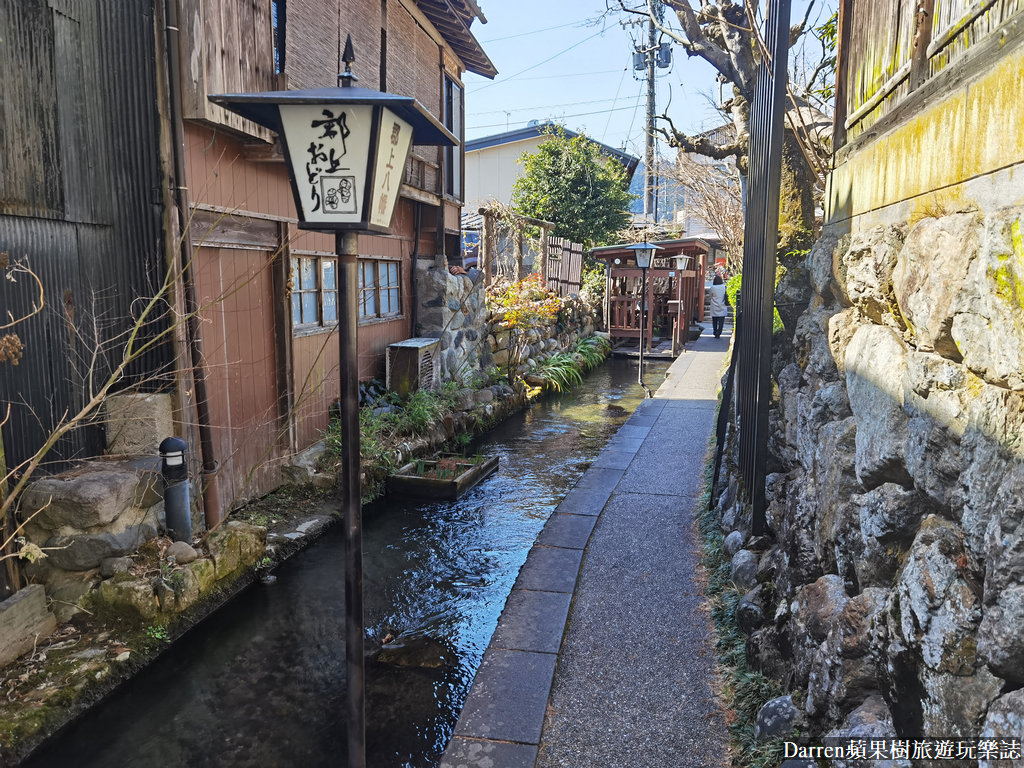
[386,338,441,396]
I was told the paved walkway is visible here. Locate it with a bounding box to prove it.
[441,328,732,768]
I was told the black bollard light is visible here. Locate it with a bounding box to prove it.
[160,436,192,543]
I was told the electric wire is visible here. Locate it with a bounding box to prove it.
[468,102,644,132]
[470,25,611,92]
[469,93,631,117]
[479,17,606,43]
[601,66,631,143]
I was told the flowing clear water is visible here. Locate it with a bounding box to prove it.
[25,358,668,768]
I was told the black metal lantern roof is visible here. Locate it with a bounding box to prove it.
[209,85,457,147]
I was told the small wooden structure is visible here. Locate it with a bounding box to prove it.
[388,455,500,500]
[590,239,712,357]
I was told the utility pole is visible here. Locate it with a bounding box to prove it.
[644,12,656,223]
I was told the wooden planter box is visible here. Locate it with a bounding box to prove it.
[388,456,499,500]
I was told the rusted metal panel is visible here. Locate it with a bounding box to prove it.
[0,1,62,219]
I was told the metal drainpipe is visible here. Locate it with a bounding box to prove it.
[164,0,222,529]
[410,202,422,335]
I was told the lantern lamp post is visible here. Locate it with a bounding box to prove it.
[210,36,455,768]
[624,242,662,398]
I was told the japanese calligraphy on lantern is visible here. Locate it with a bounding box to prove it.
[369,113,412,228]
[276,102,413,230]
[278,103,373,226]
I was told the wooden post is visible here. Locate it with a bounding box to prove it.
[480,210,493,287]
[538,227,549,284]
[910,0,936,91]
[514,222,524,281]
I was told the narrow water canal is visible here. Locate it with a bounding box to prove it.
[25,358,669,768]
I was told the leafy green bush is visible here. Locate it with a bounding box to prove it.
[581,263,606,306]
[724,273,785,333]
[575,335,611,371]
[487,273,561,331]
[323,385,459,469]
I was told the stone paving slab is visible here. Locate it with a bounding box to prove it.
[603,435,645,453]
[452,648,557,745]
[441,737,537,768]
[513,546,584,593]
[623,412,659,427]
[612,424,652,441]
[553,468,623,516]
[662,398,718,410]
[535,513,598,549]
[590,450,635,471]
[490,589,572,654]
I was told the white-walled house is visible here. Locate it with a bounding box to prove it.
[464,121,639,210]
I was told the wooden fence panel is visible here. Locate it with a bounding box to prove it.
[544,237,582,297]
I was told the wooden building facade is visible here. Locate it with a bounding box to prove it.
[175,0,494,512]
[829,0,1024,229]
[1,0,495,522]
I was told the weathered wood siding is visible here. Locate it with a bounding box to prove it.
[186,124,416,460]
[178,0,275,139]
[0,0,169,472]
[839,0,1024,142]
[194,245,283,509]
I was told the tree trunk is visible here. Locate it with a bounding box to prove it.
[773,129,817,334]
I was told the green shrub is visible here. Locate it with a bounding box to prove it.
[575,335,610,371]
[724,273,785,333]
[534,352,585,392]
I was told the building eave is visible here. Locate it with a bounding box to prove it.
[414,0,497,79]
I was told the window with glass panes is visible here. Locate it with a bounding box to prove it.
[290,256,338,328]
[358,260,400,319]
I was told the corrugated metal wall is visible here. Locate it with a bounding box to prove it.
[0,0,169,473]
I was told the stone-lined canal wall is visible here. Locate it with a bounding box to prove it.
[715,205,1024,746]
[413,263,599,384]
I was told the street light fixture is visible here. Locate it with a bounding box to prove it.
[624,242,662,397]
[210,36,455,768]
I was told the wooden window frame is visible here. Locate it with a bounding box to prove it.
[443,74,464,201]
[358,258,402,323]
[290,255,338,334]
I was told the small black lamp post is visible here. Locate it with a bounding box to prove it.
[624,242,661,397]
[210,36,455,768]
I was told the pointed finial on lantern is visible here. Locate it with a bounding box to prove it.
[339,34,357,87]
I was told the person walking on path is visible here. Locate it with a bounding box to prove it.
[708,274,729,339]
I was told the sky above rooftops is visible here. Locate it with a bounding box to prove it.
[463,1,834,166]
[463,3,724,163]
